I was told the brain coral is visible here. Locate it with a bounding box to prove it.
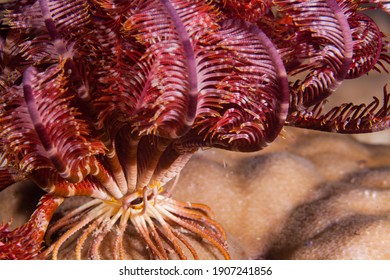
[174,127,390,259]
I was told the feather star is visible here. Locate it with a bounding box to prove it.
[0,0,389,259]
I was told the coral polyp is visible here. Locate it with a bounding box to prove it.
[0,0,389,259]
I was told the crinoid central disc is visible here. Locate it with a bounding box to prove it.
[42,181,230,260]
[121,182,162,211]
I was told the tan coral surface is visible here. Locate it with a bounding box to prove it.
[1,127,390,259]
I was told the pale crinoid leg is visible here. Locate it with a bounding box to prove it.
[41,182,230,260]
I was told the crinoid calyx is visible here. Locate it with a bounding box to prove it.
[0,0,389,260]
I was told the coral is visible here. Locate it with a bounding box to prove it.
[174,128,390,259]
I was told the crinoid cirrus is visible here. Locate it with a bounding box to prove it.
[41,182,229,260]
[1,0,390,259]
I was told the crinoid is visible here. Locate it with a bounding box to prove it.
[0,0,390,260]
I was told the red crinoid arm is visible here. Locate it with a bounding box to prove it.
[2,0,90,65]
[0,63,121,197]
[4,0,91,56]
[275,0,353,110]
[336,0,390,79]
[117,0,219,139]
[0,193,63,260]
[345,12,385,79]
[2,0,94,112]
[175,19,289,152]
[0,43,119,199]
[220,0,272,22]
[0,167,26,192]
[285,1,390,133]
[286,86,390,133]
[150,144,194,187]
[30,169,115,201]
